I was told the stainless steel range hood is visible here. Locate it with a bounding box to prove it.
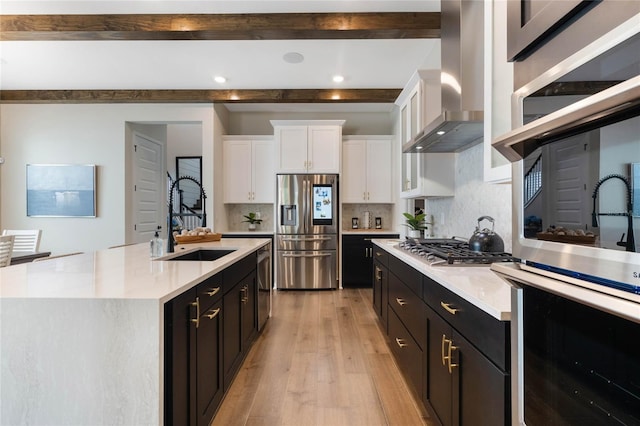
[403,0,484,153]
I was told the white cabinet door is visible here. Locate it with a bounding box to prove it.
[223,139,253,203]
[307,125,341,173]
[223,137,275,204]
[342,137,394,203]
[275,126,308,173]
[366,138,393,203]
[341,140,367,203]
[251,139,275,203]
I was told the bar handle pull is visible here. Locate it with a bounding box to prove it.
[440,301,459,315]
[190,297,200,329]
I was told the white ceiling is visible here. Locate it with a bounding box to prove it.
[0,1,442,112]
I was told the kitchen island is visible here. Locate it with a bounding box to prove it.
[0,238,270,426]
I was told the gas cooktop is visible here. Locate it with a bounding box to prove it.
[398,238,518,266]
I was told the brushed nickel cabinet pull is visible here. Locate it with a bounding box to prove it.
[204,308,221,320]
[441,334,447,366]
[205,287,220,297]
[440,301,459,315]
[375,266,382,281]
[363,192,367,200]
[191,297,200,329]
[395,338,407,348]
[396,298,407,306]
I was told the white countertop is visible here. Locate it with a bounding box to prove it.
[0,238,270,303]
[373,239,512,321]
[342,229,400,235]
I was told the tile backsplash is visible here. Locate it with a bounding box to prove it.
[224,204,275,232]
[342,204,394,231]
[424,144,513,252]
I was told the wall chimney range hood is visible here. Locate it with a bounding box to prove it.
[403,0,484,154]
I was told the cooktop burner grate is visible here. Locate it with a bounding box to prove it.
[398,238,518,265]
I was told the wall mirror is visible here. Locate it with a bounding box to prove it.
[175,156,202,212]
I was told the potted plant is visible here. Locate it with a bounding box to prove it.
[402,212,428,238]
[242,212,262,231]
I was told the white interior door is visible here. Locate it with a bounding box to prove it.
[133,132,165,243]
[546,135,591,229]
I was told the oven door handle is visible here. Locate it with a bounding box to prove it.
[282,253,332,258]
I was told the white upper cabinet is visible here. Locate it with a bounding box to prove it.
[342,136,394,203]
[272,120,345,173]
[396,70,455,198]
[223,136,275,204]
[483,0,512,183]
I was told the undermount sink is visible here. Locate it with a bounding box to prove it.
[167,249,236,261]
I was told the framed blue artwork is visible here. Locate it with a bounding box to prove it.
[27,164,97,217]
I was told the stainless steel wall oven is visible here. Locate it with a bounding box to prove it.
[493,7,640,425]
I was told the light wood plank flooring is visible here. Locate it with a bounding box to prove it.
[212,288,435,426]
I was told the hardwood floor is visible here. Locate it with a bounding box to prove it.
[212,288,435,426]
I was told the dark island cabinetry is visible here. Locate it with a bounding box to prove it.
[164,252,258,426]
[342,234,399,288]
[164,272,224,426]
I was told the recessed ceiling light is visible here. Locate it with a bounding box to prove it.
[283,52,304,64]
[332,75,344,83]
[416,146,423,150]
[437,131,446,135]
[213,76,226,84]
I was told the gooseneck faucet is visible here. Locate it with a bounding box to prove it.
[591,174,635,252]
[167,176,207,253]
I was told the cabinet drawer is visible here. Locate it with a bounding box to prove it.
[388,308,424,400]
[197,272,223,311]
[224,252,257,294]
[389,273,427,350]
[423,275,509,371]
[389,255,422,298]
[372,246,389,267]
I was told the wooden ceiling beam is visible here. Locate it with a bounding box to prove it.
[0,12,440,41]
[0,89,402,104]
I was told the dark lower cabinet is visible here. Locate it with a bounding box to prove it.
[372,245,390,328]
[223,270,257,389]
[343,234,398,287]
[378,249,511,426]
[427,305,508,426]
[385,257,428,406]
[164,252,259,426]
[164,273,224,426]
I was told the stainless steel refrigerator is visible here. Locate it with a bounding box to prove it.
[276,174,338,289]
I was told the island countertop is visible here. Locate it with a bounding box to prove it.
[0,238,270,302]
[0,238,270,426]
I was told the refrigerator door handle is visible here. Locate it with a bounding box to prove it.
[303,177,309,234]
[282,253,332,258]
[280,236,332,242]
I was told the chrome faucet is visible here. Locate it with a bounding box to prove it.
[167,176,207,253]
[591,174,635,252]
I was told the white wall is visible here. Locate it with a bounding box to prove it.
[0,104,215,254]
[226,110,395,135]
[425,143,513,252]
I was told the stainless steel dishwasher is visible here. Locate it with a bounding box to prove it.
[256,242,271,331]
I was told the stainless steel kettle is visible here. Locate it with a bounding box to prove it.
[469,216,504,253]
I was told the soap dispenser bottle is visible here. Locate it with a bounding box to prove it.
[150,226,163,258]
